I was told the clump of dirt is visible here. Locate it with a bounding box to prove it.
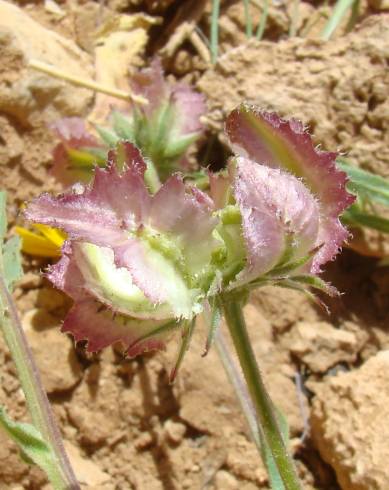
[198,13,389,258]
[311,351,389,490]
[199,14,389,178]
[0,0,94,214]
[0,1,388,490]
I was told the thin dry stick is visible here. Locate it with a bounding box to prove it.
[28,59,148,106]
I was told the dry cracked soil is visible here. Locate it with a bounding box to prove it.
[0,1,389,489]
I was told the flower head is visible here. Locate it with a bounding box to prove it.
[25,106,354,360]
[225,104,355,274]
[25,142,219,355]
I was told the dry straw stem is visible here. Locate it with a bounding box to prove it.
[28,59,149,106]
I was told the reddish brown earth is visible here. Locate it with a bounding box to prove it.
[0,1,388,489]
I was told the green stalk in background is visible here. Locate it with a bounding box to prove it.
[321,0,359,40]
[210,0,221,64]
[243,0,253,37]
[289,0,300,37]
[255,0,269,40]
[215,330,290,489]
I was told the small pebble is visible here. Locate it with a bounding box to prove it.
[164,420,186,444]
[215,470,238,490]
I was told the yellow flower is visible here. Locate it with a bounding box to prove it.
[15,224,66,258]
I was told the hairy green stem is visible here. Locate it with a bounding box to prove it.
[210,0,221,64]
[0,275,79,490]
[222,296,302,490]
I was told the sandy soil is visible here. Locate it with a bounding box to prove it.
[0,1,388,489]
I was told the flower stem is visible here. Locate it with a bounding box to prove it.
[221,295,302,490]
[0,275,79,490]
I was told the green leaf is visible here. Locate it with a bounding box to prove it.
[3,236,23,291]
[0,192,23,292]
[338,158,389,207]
[0,191,7,241]
[0,407,57,477]
[342,206,389,234]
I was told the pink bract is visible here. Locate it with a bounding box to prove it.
[131,58,206,138]
[230,157,320,287]
[25,142,217,355]
[226,104,355,272]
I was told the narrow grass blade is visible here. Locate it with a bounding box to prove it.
[210,0,221,64]
[321,0,357,41]
[243,0,253,37]
[255,0,269,40]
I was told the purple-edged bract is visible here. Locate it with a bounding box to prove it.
[225,105,355,273]
[25,105,354,358]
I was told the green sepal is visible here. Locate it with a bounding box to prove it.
[111,111,136,141]
[273,279,330,313]
[169,318,196,383]
[202,295,222,356]
[267,246,319,279]
[67,148,102,168]
[127,319,180,353]
[164,133,198,159]
[81,147,108,165]
[291,274,338,296]
[149,103,175,157]
[95,125,120,147]
[0,407,57,478]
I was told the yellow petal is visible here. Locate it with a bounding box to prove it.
[14,226,62,258]
[32,224,67,248]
